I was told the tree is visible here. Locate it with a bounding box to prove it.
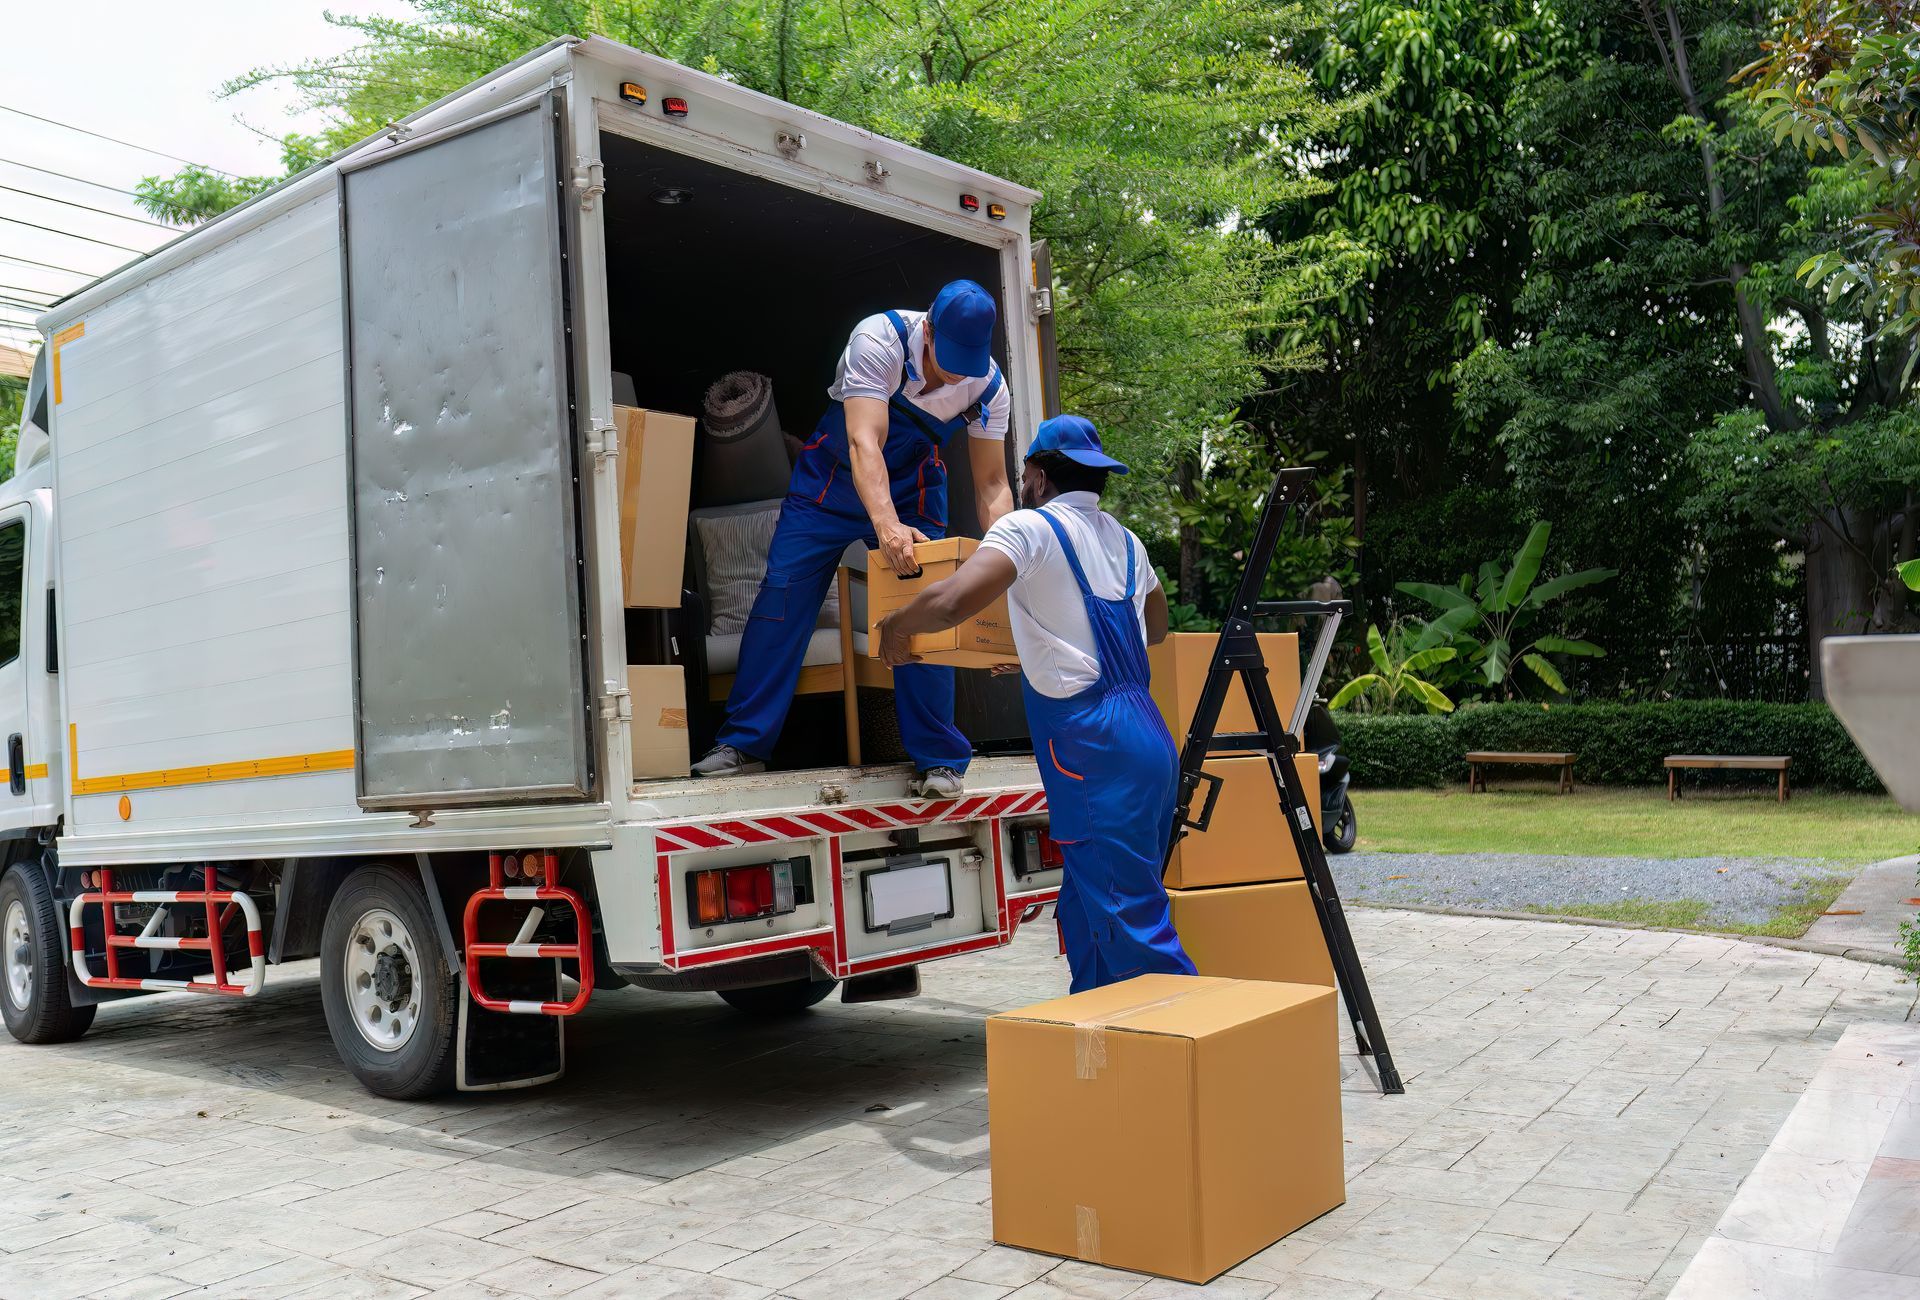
[141,0,1362,489]
[1260,0,1572,622]
[1458,0,1917,699]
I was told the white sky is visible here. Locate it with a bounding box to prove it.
[1,0,407,349]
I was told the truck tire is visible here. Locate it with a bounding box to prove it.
[718,977,838,1015]
[320,865,458,1099]
[1,861,96,1045]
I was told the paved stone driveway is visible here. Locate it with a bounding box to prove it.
[1,910,1914,1300]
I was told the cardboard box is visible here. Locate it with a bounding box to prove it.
[1148,631,1300,749]
[1163,753,1321,889]
[1169,880,1335,987]
[626,665,690,779]
[615,405,697,608]
[866,537,1017,669]
[989,974,1343,1282]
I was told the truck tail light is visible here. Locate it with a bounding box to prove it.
[687,859,807,927]
[663,97,689,118]
[959,193,980,212]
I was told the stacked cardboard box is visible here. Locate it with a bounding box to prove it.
[615,405,697,609]
[865,537,1018,669]
[988,974,1344,1281]
[1148,632,1333,986]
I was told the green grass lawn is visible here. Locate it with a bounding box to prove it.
[1354,785,1919,864]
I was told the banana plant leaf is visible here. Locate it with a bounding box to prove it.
[1365,623,1391,673]
[1396,581,1476,611]
[1534,636,1605,657]
[1525,567,1618,607]
[1483,637,1511,685]
[1411,605,1479,651]
[1522,652,1569,693]
[1498,522,1552,612]
[1406,677,1455,713]
[1403,646,1458,673]
[1328,674,1382,710]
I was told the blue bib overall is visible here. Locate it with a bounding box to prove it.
[1025,508,1196,992]
[717,312,1001,773]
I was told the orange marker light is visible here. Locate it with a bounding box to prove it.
[620,82,648,106]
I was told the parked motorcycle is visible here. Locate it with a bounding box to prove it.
[1301,702,1357,853]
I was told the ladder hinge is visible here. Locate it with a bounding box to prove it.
[586,418,619,465]
[573,157,606,210]
[599,687,632,723]
[1028,285,1053,323]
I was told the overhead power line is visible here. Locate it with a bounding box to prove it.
[0,182,179,230]
[0,296,54,314]
[0,103,238,178]
[0,214,145,254]
[0,285,56,301]
[0,156,152,200]
[0,252,97,278]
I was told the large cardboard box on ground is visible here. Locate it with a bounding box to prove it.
[626,665,691,779]
[1163,753,1321,889]
[866,537,1018,669]
[988,974,1343,1282]
[1169,880,1336,987]
[615,405,697,608]
[1147,631,1300,748]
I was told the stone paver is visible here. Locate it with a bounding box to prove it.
[1804,854,1920,959]
[0,909,1914,1299]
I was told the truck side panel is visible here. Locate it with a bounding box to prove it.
[51,194,362,838]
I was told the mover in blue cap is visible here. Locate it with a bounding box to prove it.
[693,280,1013,798]
[873,415,1195,990]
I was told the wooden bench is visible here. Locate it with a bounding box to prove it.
[1465,751,1577,794]
[1665,755,1791,803]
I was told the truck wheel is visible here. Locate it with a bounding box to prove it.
[321,865,458,1099]
[718,977,838,1015]
[1,862,96,1045]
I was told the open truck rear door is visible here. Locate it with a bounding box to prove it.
[340,93,595,813]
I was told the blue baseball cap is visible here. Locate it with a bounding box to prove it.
[1028,414,1129,473]
[928,279,997,378]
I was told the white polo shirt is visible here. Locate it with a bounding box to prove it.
[827,311,1010,440]
[978,493,1159,699]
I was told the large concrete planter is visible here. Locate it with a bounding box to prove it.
[1822,634,1920,811]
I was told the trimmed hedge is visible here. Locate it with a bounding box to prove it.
[1341,701,1881,792]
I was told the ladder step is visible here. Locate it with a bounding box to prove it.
[466,941,584,960]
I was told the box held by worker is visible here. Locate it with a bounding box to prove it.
[1163,753,1320,889]
[616,405,697,608]
[626,665,691,779]
[988,974,1344,1282]
[1147,631,1300,749]
[866,537,1017,669]
[1168,880,1335,987]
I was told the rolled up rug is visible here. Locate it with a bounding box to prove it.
[699,370,793,506]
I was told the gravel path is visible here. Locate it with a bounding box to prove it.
[1330,850,1855,929]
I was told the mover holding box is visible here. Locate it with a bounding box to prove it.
[866,538,1019,668]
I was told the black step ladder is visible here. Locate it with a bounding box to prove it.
[1165,464,1404,1095]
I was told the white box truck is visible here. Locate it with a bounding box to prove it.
[3,36,1065,1097]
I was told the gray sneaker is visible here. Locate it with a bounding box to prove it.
[691,744,765,777]
[910,767,964,800]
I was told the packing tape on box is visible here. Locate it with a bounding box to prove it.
[1075,1205,1101,1262]
[658,708,687,729]
[1074,1024,1108,1080]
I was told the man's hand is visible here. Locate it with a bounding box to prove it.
[878,521,929,575]
[876,612,924,667]
[988,663,1021,676]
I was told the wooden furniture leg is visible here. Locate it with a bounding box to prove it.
[1778,768,1788,803]
[1561,761,1573,794]
[1667,768,1677,801]
[1468,762,1479,793]
[836,568,860,767]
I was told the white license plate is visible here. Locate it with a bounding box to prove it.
[863,862,953,933]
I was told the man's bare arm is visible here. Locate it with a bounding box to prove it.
[844,396,925,573]
[969,436,1014,531]
[1144,587,1170,645]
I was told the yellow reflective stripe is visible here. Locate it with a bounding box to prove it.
[65,726,354,795]
[51,321,83,405]
[22,763,47,780]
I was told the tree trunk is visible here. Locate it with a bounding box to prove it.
[1177,455,1199,609]
[1804,509,1879,701]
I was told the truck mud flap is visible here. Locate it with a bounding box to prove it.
[457,962,565,1091]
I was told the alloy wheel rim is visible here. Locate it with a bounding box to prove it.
[4,899,32,1012]
[344,907,421,1052]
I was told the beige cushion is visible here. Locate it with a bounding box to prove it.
[693,505,845,635]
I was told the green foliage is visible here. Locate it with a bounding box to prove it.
[1744,0,1920,346]
[1900,558,1920,592]
[1327,622,1455,714]
[1395,522,1613,698]
[134,137,325,225]
[153,0,1362,478]
[0,377,22,480]
[1162,424,1358,625]
[1342,700,1882,791]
